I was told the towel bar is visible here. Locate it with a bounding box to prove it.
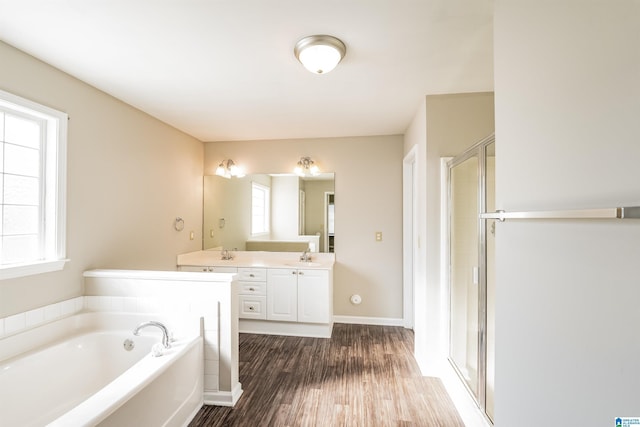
[479,206,640,221]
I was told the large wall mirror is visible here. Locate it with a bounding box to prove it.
[203,173,335,253]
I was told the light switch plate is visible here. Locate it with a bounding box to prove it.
[375,231,382,241]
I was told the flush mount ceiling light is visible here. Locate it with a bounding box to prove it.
[294,35,346,74]
[215,159,245,179]
[294,157,320,177]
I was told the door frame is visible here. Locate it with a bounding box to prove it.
[402,145,418,329]
[323,191,334,253]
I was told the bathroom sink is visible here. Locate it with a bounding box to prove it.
[285,261,323,267]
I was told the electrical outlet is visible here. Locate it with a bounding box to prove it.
[375,231,382,241]
[189,231,195,240]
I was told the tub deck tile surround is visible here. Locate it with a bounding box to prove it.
[190,324,464,426]
[0,296,84,339]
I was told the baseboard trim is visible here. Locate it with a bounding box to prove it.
[203,383,243,407]
[239,319,333,338]
[333,315,404,327]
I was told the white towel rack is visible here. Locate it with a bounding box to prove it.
[480,206,640,221]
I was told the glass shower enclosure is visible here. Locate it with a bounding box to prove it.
[447,135,495,422]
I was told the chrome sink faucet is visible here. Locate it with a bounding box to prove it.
[133,321,171,349]
[221,248,234,260]
[300,248,311,262]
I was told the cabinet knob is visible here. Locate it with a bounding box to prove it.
[249,287,255,291]
[249,306,255,311]
[249,273,255,277]
[299,271,304,275]
[292,271,296,275]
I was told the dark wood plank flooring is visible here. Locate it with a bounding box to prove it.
[189,323,464,427]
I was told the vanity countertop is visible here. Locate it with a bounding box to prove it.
[177,250,335,270]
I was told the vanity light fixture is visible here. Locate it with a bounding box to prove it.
[294,35,346,74]
[294,157,320,177]
[215,159,245,179]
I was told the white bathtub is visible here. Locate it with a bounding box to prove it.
[0,312,203,427]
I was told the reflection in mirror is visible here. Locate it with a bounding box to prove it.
[203,173,335,253]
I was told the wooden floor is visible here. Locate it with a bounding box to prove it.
[189,323,464,427]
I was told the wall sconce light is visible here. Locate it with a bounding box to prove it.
[294,157,320,177]
[215,159,245,179]
[294,35,346,74]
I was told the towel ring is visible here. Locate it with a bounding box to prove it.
[174,217,185,231]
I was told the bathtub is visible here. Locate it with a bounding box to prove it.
[0,312,203,427]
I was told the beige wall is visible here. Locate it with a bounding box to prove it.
[0,41,204,318]
[404,92,494,374]
[205,136,404,319]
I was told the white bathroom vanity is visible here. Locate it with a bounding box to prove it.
[177,250,335,338]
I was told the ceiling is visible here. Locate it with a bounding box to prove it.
[0,0,494,142]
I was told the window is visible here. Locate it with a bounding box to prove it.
[0,90,67,280]
[251,182,270,235]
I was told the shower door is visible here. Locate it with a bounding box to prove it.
[448,135,495,422]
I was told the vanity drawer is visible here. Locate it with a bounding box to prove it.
[178,265,238,273]
[239,295,267,320]
[237,267,267,282]
[211,266,238,273]
[180,265,211,272]
[239,282,266,295]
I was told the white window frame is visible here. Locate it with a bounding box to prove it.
[251,182,270,236]
[0,90,68,280]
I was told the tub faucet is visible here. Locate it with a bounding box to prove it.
[133,321,171,349]
[300,248,311,262]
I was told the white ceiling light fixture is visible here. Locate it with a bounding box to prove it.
[294,35,346,74]
[215,159,245,179]
[294,157,320,177]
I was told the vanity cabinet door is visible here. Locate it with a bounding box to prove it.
[297,269,330,324]
[267,268,298,322]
